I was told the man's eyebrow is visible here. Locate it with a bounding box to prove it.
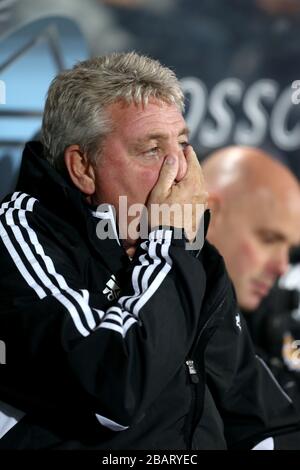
[179,127,190,137]
[135,127,190,143]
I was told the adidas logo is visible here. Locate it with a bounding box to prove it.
[102,274,121,301]
[235,312,242,331]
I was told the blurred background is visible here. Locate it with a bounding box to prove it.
[1,0,300,199]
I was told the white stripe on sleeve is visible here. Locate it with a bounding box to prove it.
[0,400,25,440]
[252,437,274,450]
[95,413,129,432]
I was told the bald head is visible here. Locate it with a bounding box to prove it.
[203,146,300,207]
[202,146,300,311]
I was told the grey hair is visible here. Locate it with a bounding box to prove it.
[41,51,184,171]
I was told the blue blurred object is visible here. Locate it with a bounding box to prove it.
[0,15,88,200]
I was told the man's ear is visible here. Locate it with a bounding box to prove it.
[206,192,223,237]
[64,145,95,195]
[207,193,222,217]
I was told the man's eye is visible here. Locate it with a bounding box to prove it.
[261,236,276,244]
[180,141,189,150]
[145,147,160,156]
[259,233,280,244]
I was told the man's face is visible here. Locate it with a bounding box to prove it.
[91,99,189,242]
[209,189,300,311]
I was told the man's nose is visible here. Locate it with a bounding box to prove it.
[174,147,188,182]
[269,247,290,278]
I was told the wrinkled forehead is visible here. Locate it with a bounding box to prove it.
[105,99,187,140]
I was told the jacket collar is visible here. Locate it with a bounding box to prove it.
[15,141,128,274]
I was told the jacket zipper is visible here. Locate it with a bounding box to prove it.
[186,289,229,448]
[186,360,199,384]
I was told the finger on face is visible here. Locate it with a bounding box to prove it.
[154,154,179,195]
[183,145,204,183]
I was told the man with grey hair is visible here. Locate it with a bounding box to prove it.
[0,52,300,450]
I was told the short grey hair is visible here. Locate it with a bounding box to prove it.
[41,51,184,171]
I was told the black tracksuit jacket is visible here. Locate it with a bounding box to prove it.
[0,141,299,450]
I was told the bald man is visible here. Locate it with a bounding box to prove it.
[202,146,300,312]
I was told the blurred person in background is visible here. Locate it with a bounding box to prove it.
[203,146,300,404]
